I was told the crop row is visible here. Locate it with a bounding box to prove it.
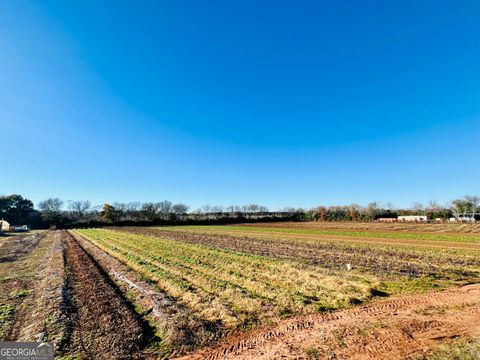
[74,229,378,329]
[240,221,480,234]
[162,225,480,243]
[119,227,480,282]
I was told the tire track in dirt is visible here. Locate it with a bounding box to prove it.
[176,284,480,359]
[61,231,151,359]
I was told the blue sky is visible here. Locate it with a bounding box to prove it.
[1,0,479,210]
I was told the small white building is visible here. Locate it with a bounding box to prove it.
[0,219,10,231]
[452,213,479,222]
[397,215,428,222]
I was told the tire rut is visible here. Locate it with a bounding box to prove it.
[176,284,480,359]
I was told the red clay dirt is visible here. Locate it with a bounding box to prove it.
[176,284,480,360]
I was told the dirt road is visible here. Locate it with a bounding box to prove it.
[178,284,480,359]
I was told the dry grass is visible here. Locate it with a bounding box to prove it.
[75,228,381,330]
[0,231,50,340]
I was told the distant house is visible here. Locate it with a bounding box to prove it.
[377,218,397,223]
[0,219,10,232]
[397,215,428,222]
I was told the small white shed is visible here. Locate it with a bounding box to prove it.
[0,219,10,231]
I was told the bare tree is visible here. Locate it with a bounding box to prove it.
[427,200,439,212]
[211,205,225,213]
[68,200,91,221]
[384,202,395,210]
[141,202,159,221]
[157,200,173,220]
[464,195,480,210]
[125,202,142,220]
[202,205,213,213]
[411,202,424,214]
[226,205,241,215]
[364,202,379,221]
[172,203,189,215]
[451,195,480,220]
[38,198,64,224]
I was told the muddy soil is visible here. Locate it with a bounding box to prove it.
[177,284,480,360]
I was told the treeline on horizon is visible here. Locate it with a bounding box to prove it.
[0,194,479,230]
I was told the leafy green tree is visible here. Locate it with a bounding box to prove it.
[0,194,35,225]
[100,204,122,222]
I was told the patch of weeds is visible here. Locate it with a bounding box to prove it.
[241,315,260,330]
[314,301,337,313]
[331,329,347,348]
[0,303,15,338]
[64,263,71,274]
[43,315,56,326]
[279,307,293,318]
[149,339,170,359]
[415,338,480,360]
[0,304,14,324]
[371,320,386,329]
[347,297,363,305]
[305,347,321,359]
[339,285,360,294]
[9,289,32,299]
[379,276,440,295]
[356,328,369,337]
[297,293,319,305]
[369,288,389,298]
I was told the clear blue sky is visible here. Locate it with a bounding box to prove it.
[1,1,479,210]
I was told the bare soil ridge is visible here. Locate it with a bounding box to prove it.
[60,231,149,359]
